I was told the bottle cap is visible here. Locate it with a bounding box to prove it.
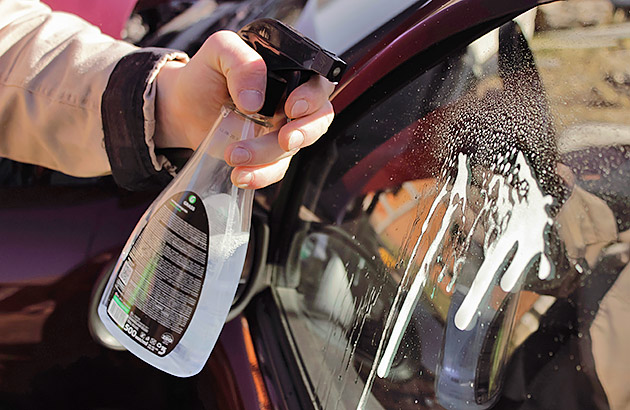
[238,18,347,117]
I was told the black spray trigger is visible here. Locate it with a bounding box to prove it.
[238,18,346,118]
[286,71,312,96]
[259,74,287,117]
[258,71,310,117]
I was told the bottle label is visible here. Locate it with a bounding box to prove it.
[106,191,208,357]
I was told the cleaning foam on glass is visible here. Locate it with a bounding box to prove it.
[97,18,346,377]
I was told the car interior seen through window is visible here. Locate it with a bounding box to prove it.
[274,7,630,410]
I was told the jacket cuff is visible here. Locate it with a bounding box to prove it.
[102,48,189,191]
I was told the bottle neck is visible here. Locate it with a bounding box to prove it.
[195,102,274,160]
[225,101,274,128]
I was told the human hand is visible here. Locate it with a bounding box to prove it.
[154,30,335,189]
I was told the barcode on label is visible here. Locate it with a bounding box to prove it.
[108,298,129,328]
[118,261,133,286]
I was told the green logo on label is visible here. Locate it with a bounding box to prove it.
[188,195,197,204]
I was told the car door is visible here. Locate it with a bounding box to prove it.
[245,1,630,409]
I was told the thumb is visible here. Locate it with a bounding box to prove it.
[201,30,267,113]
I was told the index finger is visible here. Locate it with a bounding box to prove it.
[284,75,335,119]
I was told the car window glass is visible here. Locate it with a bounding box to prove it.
[294,0,419,54]
[275,6,630,410]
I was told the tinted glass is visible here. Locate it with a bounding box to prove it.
[274,7,630,410]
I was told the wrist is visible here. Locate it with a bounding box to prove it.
[154,60,191,149]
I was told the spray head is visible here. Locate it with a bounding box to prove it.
[238,18,347,117]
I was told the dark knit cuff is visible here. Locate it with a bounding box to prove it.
[102,49,186,191]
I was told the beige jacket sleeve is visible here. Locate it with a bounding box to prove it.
[0,0,140,177]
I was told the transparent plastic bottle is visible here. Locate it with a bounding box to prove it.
[97,18,345,377]
[97,103,270,376]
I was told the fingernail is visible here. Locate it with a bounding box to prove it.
[287,130,305,151]
[238,90,263,112]
[230,147,251,165]
[291,99,309,118]
[235,172,253,188]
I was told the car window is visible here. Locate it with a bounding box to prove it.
[294,0,420,54]
[274,7,630,410]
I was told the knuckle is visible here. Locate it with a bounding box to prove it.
[204,30,233,50]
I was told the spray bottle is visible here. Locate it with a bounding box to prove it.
[97,18,346,377]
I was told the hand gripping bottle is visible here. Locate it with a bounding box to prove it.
[97,18,346,377]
